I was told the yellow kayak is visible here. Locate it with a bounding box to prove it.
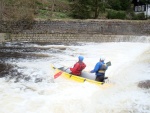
[51,64,112,87]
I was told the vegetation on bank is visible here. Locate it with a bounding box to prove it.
[0,0,150,22]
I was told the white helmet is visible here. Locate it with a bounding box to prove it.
[100,56,105,61]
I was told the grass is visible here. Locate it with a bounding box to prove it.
[35,0,71,19]
[36,9,72,19]
[36,9,50,19]
[52,12,72,19]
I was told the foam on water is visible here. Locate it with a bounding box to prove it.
[0,42,150,113]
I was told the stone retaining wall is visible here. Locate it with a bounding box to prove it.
[0,20,150,43]
[10,33,150,43]
[0,33,7,43]
[1,20,150,35]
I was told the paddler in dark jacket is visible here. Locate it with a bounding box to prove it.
[90,57,108,82]
[70,56,86,76]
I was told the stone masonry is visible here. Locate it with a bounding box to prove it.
[0,20,150,42]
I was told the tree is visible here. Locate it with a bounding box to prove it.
[91,0,108,18]
[120,0,132,11]
[108,0,131,11]
[70,0,92,19]
[70,0,108,19]
[140,0,150,4]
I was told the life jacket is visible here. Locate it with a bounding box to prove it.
[98,63,107,73]
[70,62,86,76]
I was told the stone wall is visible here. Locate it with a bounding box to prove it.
[0,33,7,43]
[0,20,150,43]
[10,33,150,43]
[29,20,148,35]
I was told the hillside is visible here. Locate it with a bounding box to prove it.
[35,0,72,20]
[0,0,72,21]
[1,0,148,21]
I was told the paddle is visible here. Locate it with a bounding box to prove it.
[54,71,63,79]
[106,61,111,66]
[54,67,70,79]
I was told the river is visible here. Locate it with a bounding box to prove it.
[0,36,150,113]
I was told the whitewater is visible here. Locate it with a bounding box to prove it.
[0,38,150,113]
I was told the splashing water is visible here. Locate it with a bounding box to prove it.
[0,41,150,113]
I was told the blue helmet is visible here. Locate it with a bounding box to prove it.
[78,56,84,61]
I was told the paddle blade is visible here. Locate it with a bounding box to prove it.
[54,71,63,79]
[106,61,111,66]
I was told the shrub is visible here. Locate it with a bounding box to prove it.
[132,13,146,20]
[107,9,126,19]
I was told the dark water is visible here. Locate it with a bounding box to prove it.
[0,42,58,81]
[0,42,82,82]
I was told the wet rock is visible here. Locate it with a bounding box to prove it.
[138,80,150,89]
[24,76,31,81]
[0,63,14,77]
[35,78,43,83]
[0,62,29,82]
[14,74,31,83]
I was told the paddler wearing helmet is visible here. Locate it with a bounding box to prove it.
[70,55,86,76]
[90,56,108,82]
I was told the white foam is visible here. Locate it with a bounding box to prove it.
[0,41,150,113]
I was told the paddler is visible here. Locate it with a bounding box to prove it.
[70,56,86,76]
[90,56,108,82]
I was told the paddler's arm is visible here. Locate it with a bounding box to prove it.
[90,62,101,73]
[70,63,79,73]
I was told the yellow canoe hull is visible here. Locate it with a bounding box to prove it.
[51,65,110,86]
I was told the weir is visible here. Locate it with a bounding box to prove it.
[0,33,150,43]
[9,34,150,43]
